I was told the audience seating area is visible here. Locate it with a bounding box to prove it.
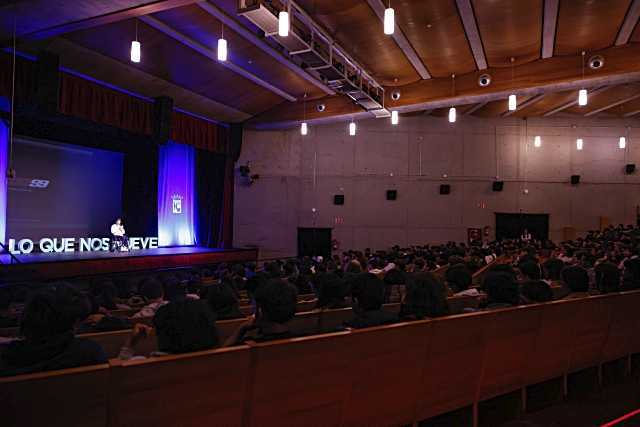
[3,289,639,427]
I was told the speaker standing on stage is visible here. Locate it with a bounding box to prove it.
[110,218,129,252]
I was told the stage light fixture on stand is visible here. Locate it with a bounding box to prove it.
[384,1,395,35]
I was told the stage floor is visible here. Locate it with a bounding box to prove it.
[0,246,259,282]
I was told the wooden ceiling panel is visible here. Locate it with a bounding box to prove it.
[555,0,632,56]
[512,90,577,117]
[472,0,542,67]
[563,84,640,114]
[608,96,640,116]
[152,4,325,99]
[65,18,283,115]
[630,15,640,42]
[295,0,419,86]
[396,0,476,78]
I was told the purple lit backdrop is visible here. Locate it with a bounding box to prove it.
[0,120,7,244]
[158,142,196,246]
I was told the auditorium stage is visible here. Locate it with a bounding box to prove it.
[0,246,259,282]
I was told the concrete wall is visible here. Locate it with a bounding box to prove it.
[234,115,640,259]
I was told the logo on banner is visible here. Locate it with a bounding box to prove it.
[171,194,183,214]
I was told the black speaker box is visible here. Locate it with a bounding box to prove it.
[153,96,174,143]
[492,181,504,192]
[386,190,397,201]
[440,184,451,195]
[334,194,345,205]
[571,175,580,185]
[626,164,636,174]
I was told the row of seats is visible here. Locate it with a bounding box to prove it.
[2,290,639,427]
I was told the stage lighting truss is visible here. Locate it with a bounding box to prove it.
[238,0,388,117]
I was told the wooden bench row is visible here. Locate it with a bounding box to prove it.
[2,291,639,427]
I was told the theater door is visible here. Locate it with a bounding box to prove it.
[297,228,332,258]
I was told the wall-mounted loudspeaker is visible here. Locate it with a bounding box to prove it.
[386,190,397,201]
[492,181,504,192]
[571,175,580,185]
[334,195,345,205]
[439,184,451,195]
[626,164,636,175]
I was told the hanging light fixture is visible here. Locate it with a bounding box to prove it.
[217,23,227,62]
[619,136,626,149]
[130,20,141,63]
[301,93,308,136]
[384,1,395,35]
[391,110,399,125]
[508,57,517,111]
[576,138,584,150]
[278,2,290,37]
[349,120,356,136]
[448,74,457,123]
[534,135,542,148]
[578,51,588,106]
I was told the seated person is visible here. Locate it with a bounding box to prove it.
[0,287,19,328]
[119,299,218,359]
[445,264,479,297]
[561,265,590,299]
[595,262,621,294]
[0,284,107,377]
[130,278,167,319]
[315,273,349,310]
[483,272,520,310]
[520,280,553,304]
[225,278,298,346]
[622,258,640,291]
[206,283,245,320]
[345,273,398,329]
[76,293,132,334]
[110,218,129,251]
[400,272,449,320]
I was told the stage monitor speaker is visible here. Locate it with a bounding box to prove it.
[626,164,636,174]
[440,184,451,195]
[35,51,60,114]
[571,175,580,185]
[333,194,344,205]
[386,190,397,201]
[153,96,173,144]
[492,181,504,192]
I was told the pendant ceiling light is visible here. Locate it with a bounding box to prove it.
[448,74,457,123]
[619,136,626,149]
[578,51,588,106]
[534,135,542,148]
[508,57,516,111]
[384,1,395,35]
[279,2,290,37]
[391,110,398,125]
[301,93,308,136]
[349,120,356,136]
[130,20,141,63]
[576,138,584,150]
[217,23,227,62]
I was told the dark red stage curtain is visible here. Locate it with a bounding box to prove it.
[171,111,228,153]
[58,73,153,135]
[0,52,37,106]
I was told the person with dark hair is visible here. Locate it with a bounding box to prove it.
[346,273,397,329]
[483,272,520,309]
[118,299,218,359]
[561,265,590,299]
[595,262,621,294]
[400,272,449,320]
[163,277,187,303]
[225,278,298,345]
[445,264,478,297]
[315,271,349,309]
[622,258,640,291]
[206,283,244,320]
[0,284,106,376]
[519,261,542,281]
[131,278,167,319]
[0,287,18,328]
[520,280,553,304]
